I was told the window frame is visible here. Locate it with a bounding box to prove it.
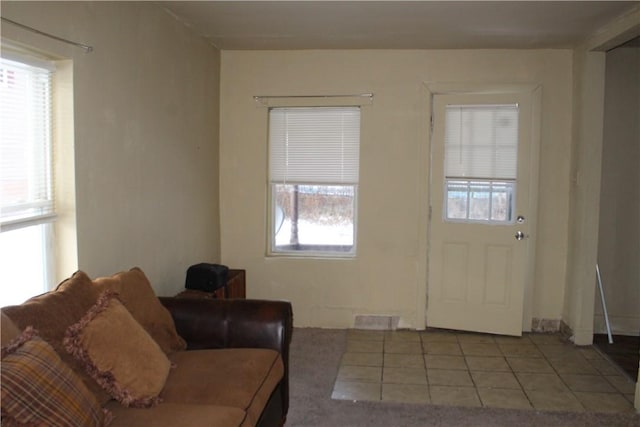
[0,49,57,305]
[267,106,361,258]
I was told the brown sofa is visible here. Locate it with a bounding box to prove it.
[0,268,293,427]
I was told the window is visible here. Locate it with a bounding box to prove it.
[269,107,360,256]
[443,104,518,223]
[0,54,56,305]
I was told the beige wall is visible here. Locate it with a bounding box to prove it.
[220,50,573,328]
[2,1,221,296]
[596,44,640,336]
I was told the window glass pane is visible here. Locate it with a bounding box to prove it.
[446,180,468,220]
[0,224,49,306]
[445,179,514,224]
[273,184,355,253]
[490,182,512,221]
[469,182,491,220]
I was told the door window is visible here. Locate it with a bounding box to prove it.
[443,104,519,224]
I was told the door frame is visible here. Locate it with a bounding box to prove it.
[422,82,542,333]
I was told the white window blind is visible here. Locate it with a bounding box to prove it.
[444,104,519,180]
[0,57,55,231]
[269,107,360,184]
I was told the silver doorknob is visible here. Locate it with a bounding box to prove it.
[515,231,525,240]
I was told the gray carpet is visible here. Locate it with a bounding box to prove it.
[286,328,640,427]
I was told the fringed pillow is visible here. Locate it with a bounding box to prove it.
[92,267,187,353]
[64,291,171,408]
[1,326,110,427]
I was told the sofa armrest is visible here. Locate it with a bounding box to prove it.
[159,297,293,353]
[159,297,293,422]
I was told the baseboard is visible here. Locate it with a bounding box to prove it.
[531,318,561,333]
[559,320,574,340]
[593,314,640,336]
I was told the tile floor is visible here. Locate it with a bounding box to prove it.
[331,329,637,413]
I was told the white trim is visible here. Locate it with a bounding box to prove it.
[1,213,57,233]
[0,41,56,71]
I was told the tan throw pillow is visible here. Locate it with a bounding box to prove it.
[1,326,110,427]
[64,291,171,408]
[1,270,110,405]
[93,267,186,353]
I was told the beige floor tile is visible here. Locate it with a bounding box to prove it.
[560,374,617,393]
[429,386,481,407]
[573,392,635,413]
[385,330,421,342]
[382,383,430,403]
[337,365,382,383]
[537,344,581,359]
[494,335,532,344]
[332,380,381,401]
[341,352,383,367]
[549,357,599,375]
[507,357,554,373]
[347,340,384,353]
[427,369,473,386]
[384,353,425,368]
[424,355,467,370]
[605,375,636,394]
[525,390,584,412]
[348,329,384,342]
[423,342,463,356]
[383,367,428,385]
[578,347,603,360]
[421,332,459,343]
[456,333,496,344]
[528,334,565,345]
[470,371,521,389]
[477,388,532,410]
[498,343,543,358]
[460,342,502,356]
[385,341,423,354]
[516,372,568,391]
[465,356,511,372]
[588,358,623,376]
[334,329,634,415]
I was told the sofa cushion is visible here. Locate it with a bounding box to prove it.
[0,312,20,346]
[1,326,109,427]
[163,348,284,426]
[105,401,246,427]
[1,271,110,404]
[64,291,171,408]
[93,267,187,353]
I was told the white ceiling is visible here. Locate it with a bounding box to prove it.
[161,1,638,50]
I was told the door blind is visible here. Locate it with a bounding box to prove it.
[444,104,519,180]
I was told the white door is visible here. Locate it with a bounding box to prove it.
[427,91,536,336]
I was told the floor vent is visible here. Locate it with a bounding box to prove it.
[353,315,400,330]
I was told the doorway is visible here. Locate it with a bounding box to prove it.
[594,36,640,381]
